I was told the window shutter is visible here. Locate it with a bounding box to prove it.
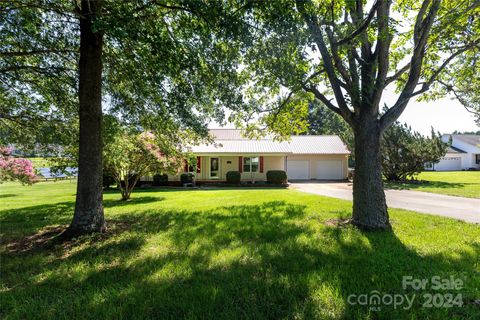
[259,156,264,173]
[184,160,189,173]
[238,156,243,173]
[196,156,201,173]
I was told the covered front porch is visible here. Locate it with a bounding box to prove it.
[175,154,287,182]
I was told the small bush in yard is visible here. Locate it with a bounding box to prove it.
[180,173,195,184]
[226,171,241,184]
[153,173,168,186]
[267,170,287,184]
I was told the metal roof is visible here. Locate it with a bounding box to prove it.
[287,135,350,154]
[446,146,466,154]
[451,134,480,147]
[191,140,291,154]
[191,129,350,154]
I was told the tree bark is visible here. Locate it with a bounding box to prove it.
[352,115,390,230]
[63,0,105,237]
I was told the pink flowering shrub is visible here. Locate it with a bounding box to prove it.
[103,131,184,200]
[0,146,37,184]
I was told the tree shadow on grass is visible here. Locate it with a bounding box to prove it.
[0,195,163,243]
[384,180,467,191]
[103,196,164,208]
[0,193,17,199]
[1,201,479,319]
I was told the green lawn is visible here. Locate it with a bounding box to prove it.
[1,181,479,319]
[26,157,51,169]
[385,171,480,198]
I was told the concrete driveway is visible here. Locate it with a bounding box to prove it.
[290,181,480,223]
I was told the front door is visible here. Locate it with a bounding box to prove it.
[210,157,220,179]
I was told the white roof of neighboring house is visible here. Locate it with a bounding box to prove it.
[451,134,480,146]
[442,134,480,153]
[190,129,350,155]
[446,146,466,154]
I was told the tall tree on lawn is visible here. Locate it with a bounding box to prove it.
[232,0,480,230]
[66,0,105,236]
[1,0,247,236]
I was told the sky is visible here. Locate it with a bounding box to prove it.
[382,88,479,135]
[212,93,479,136]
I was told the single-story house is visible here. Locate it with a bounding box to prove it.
[160,129,350,182]
[426,134,480,171]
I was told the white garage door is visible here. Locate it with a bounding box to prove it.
[434,157,461,171]
[315,160,343,180]
[287,160,309,180]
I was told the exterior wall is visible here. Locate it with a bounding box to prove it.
[441,136,480,170]
[465,153,480,169]
[165,155,286,182]
[286,154,348,179]
[240,155,285,181]
[429,153,477,171]
[146,154,349,182]
[221,156,237,179]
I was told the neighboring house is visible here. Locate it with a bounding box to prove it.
[162,129,350,182]
[426,134,480,171]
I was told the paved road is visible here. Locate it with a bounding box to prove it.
[291,182,480,223]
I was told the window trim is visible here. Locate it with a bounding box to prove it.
[243,156,259,173]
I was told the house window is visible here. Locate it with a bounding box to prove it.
[476,154,480,164]
[243,156,259,173]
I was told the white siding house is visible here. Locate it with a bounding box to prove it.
[427,134,480,171]
[162,129,350,182]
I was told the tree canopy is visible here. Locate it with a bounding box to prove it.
[231,0,479,135]
[228,0,479,229]
[1,0,247,149]
[1,0,249,235]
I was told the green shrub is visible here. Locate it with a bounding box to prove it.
[226,171,241,184]
[153,173,168,186]
[180,173,194,184]
[266,170,287,184]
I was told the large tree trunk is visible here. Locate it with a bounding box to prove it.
[64,0,105,237]
[352,115,390,230]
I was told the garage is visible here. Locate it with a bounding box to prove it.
[434,156,462,171]
[315,160,344,180]
[287,160,309,180]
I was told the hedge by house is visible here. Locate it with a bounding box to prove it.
[226,171,241,184]
[180,173,195,184]
[153,173,168,186]
[266,170,287,184]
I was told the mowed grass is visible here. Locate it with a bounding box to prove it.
[26,157,51,169]
[385,171,480,198]
[1,181,479,319]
